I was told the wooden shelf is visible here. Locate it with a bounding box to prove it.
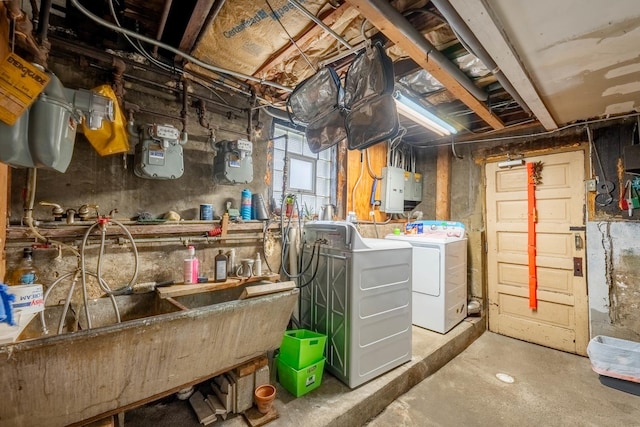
[156,273,280,299]
[6,220,278,241]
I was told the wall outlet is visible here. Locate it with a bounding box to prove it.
[585,179,597,192]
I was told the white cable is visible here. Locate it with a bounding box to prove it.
[70,0,292,92]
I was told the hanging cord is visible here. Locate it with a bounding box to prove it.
[365,148,381,180]
[297,244,323,288]
[351,151,365,217]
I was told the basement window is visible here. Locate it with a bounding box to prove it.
[272,122,335,218]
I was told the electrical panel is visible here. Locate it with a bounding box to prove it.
[403,171,423,202]
[380,166,405,213]
[214,139,253,184]
[134,124,185,180]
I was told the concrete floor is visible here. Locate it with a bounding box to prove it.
[125,317,484,426]
[124,323,639,427]
[367,332,640,427]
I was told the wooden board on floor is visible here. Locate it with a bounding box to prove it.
[243,407,279,427]
[235,355,269,377]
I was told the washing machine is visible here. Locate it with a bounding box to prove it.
[299,221,413,388]
[386,220,467,334]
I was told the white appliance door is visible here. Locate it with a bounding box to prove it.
[412,245,441,297]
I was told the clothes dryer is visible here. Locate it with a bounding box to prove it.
[386,221,467,333]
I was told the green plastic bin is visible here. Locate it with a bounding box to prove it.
[279,329,327,369]
[277,356,325,397]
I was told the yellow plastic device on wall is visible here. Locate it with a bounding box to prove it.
[82,85,129,156]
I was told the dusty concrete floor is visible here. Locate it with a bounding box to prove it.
[124,326,638,426]
[367,332,639,427]
[124,318,484,426]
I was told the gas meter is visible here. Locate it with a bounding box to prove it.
[213,139,253,184]
[134,124,186,179]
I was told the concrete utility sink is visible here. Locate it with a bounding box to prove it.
[0,285,298,427]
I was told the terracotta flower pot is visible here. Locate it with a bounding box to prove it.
[254,384,276,414]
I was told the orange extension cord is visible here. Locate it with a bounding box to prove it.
[527,162,538,310]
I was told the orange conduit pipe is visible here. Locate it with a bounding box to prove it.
[527,162,538,310]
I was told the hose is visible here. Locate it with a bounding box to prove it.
[79,218,138,328]
[297,243,323,289]
[40,269,121,335]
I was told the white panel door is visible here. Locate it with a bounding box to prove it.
[486,150,589,355]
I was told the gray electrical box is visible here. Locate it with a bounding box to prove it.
[214,139,253,184]
[403,171,423,202]
[134,124,184,180]
[380,166,405,213]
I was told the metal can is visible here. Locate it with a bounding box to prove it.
[199,204,213,220]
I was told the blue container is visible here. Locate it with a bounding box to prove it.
[200,204,214,220]
[240,189,252,220]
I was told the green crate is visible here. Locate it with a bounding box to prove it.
[279,329,327,370]
[277,357,325,397]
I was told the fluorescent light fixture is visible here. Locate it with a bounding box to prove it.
[497,159,525,168]
[393,92,457,136]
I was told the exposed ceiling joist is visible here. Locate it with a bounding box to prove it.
[253,2,356,80]
[346,0,505,130]
[177,0,220,57]
[448,0,558,130]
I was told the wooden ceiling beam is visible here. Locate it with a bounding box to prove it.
[176,0,219,60]
[253,3,355,79]
[345,0,505,130]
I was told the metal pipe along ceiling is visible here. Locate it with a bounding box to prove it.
[430,0,531,115]
[359,0,488,102]
[152,0,174,57]
[287,0,354,51]
[68,0,293,92]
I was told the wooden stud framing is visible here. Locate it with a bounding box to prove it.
[1,4,9,282]
[435,145,451,220]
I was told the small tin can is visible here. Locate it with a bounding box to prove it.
[200,204,214,220]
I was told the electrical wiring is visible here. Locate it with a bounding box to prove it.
[71,0,293,92]
[351,151,365,217]
[365,149,381,179]
[109,0,180,75]
[423,111,640,149]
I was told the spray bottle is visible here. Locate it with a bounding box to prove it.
[183,245,199,284]
[254,252,262,276]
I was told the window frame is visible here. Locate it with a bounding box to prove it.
[270,120,337,217]
[287,153,316,194]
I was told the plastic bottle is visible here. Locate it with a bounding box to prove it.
[183,245,199,284]
[240,189,252,220]
[214,250,228,282]
[9,248,39,286]
[254,252,262,276]
[227,249,236,277]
